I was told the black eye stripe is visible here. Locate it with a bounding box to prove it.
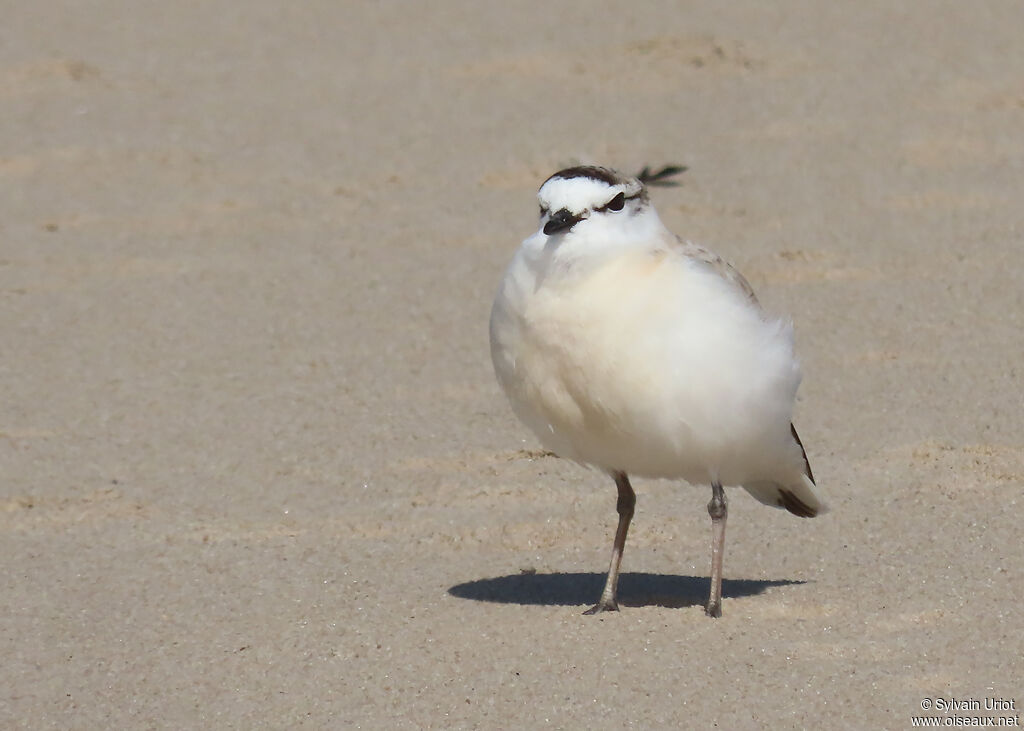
[596,191,626,213]
[539,190,640,220]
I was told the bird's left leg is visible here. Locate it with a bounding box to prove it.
[584,472,635,615]
[705,480,727,618]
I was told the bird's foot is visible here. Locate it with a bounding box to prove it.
[583,599,619,615]
[704,600,722,618]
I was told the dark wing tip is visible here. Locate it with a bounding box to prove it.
[777,489,818,518]
[790,423,815,484]
[636,164,688,187]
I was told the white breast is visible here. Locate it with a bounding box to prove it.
[490,244,804,487]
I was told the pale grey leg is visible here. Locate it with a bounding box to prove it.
[705,480,727,618]
[584,472,635,615]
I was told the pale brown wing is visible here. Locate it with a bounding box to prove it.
[673,238,761,307]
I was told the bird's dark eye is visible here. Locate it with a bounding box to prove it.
[603,192,625,212]
[539,206,548,218]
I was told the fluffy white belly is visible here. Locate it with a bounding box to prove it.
[490,249,802,486]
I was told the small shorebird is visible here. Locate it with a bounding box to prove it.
[489,165,825,617]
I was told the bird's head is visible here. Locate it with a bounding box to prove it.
[527,165,683,266]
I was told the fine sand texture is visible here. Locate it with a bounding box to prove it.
[2,2,1022,728]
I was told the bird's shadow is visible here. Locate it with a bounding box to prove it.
[449,572,803,609]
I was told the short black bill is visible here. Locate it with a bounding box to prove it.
[544,208,581,235]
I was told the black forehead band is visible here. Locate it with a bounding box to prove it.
[544,166,624,187]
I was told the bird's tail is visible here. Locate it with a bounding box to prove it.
[743,473,826,517]
[742,423,827,518]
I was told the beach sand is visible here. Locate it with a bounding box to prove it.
[2,2,1022,727]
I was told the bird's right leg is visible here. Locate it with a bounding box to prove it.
[705,480,727,618]
[584,472,635,615]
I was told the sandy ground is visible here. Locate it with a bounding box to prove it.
[2,2,1023,728]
